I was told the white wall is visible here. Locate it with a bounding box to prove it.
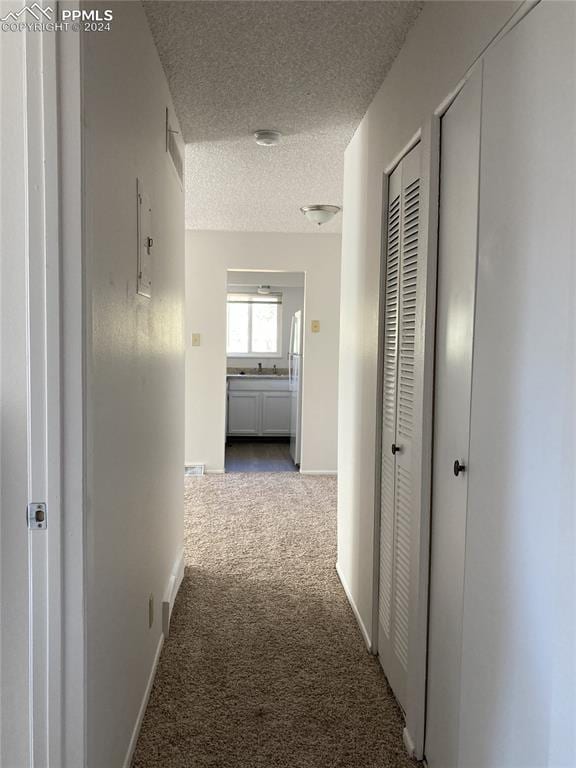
[83,4,185,766]
[226,277,304,369]
[185,231,340,473]
[337,0,521,646]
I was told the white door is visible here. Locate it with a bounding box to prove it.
[457,4,575,765]
[378,143,421,711]
[425,68,482,767]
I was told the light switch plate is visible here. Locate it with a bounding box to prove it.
[191,333,201,347]
[311,320,320,333]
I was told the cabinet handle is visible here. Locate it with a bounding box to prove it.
[391,443,402,455]
[453,460,466,476]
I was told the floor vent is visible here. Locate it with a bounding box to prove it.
[185,464,205,476]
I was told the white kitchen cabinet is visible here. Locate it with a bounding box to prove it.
[227,377,291,437]
[261,392,291,436]
[227,391,261,435]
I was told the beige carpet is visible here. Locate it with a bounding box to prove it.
[132,473,417,768]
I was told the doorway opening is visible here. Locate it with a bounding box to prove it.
[224,270,305,473]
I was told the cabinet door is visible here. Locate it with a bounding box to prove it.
[227,391,261,435]
[261,392,291,436]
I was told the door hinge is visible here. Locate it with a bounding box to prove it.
[27,502,47,530]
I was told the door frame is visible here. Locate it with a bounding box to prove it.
[371,118,440,759]
[17,9,87,766]
[23,21,64,767]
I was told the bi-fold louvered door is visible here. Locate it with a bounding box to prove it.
[378,143,421,712]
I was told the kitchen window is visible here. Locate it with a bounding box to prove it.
[226,293,283,357]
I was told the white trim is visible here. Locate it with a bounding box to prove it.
[24,11,64,765]
[299,469,337,476]
[121,634,164,768]
[403,727,416,758]
[371,169,390,658]
[58,13,86,766]
[335,562,372,651]
[123,546,184,768]
[205,468,225,475]
[162,550,185,638]
[385,128,421,176]
[434,0,540,119]
[405,116,440,762]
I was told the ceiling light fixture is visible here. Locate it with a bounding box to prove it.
[254,129,282,146]
[257,285,272,295]
[300,204,341,226]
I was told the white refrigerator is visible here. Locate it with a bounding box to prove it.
[289,310,303,465]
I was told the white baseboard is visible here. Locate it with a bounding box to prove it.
[122,549,185,768]
[299,469,337,476]
[122,633,164,768]
[162,549,185,637]
[205,468,225,474]
[335,561,372,651]
[403,727,416,758]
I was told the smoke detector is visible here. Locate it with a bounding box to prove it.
[254,130,282,146]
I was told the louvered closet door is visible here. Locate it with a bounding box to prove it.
[378,143,421,712]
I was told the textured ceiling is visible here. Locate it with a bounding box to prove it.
[144,1,423,232]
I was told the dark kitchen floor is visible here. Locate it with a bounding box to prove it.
[225,439,298,473]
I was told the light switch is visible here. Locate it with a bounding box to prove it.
[311,320,320,333]
[192,333,201,347]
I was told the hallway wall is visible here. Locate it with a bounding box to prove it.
[82,4,185,766]
[337,0,521,646]
[185,231,341,473]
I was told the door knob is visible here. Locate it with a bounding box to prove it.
[453,460,466,476]
[391,443,402,455]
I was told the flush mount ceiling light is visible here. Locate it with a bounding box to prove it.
[254,129,282,146]
[300,204,341,226]
[257,285,272,295]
